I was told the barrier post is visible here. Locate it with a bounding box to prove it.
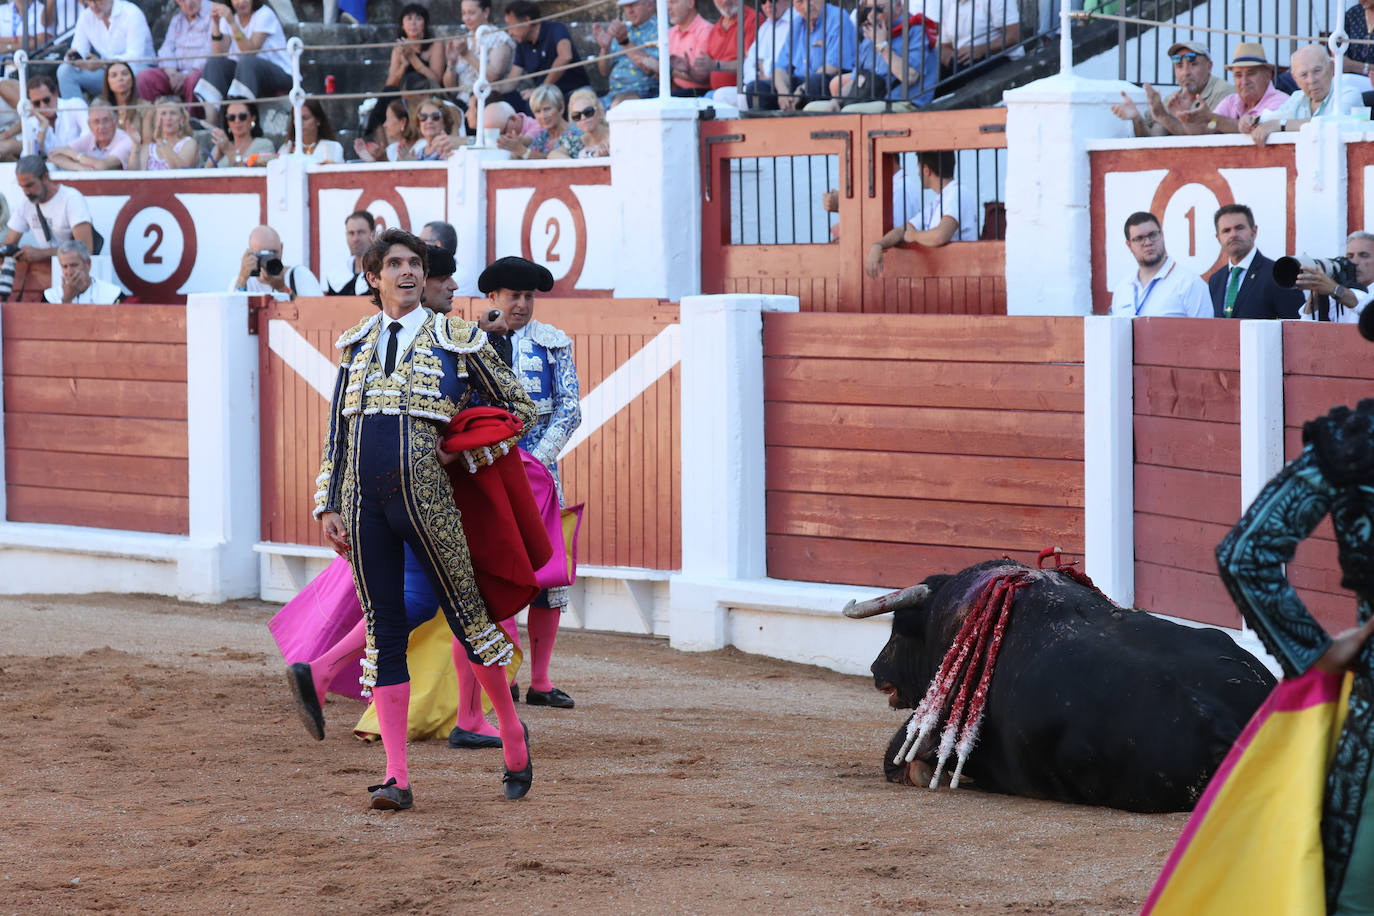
[607,97,702,299]
[181,293,261,601]
[265,153,310,274]
[669,293,797,651]
[1082,315,1134,608]
[474,24,493,147]
[1238,320,1285,512]
[1003,74,1137,316]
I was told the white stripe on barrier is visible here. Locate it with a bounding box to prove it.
[266,316,680,457]
[268,319,338,400]
[559,323,681,459]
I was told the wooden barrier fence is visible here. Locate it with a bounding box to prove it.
[1,302,189,534]
[1131,318,1241,627]
[1282,322,1374,633]
[259,297,681,572]
[702,110,1007,314]
[762,313,1084,587]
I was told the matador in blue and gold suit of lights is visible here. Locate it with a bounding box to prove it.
[314,306,535,682]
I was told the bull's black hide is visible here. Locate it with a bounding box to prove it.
[869,560,1276,813]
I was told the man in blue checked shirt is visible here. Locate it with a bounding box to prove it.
[764,0,855,110]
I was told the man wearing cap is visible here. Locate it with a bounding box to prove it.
[1183,43,1289,134]
[1111,41,1234,137]
[1245,43,1366,146]
[478,255,582,709]
[313,229,536,809]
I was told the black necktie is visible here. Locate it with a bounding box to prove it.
[384,320,402,375]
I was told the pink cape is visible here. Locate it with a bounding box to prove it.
[522,451,583,589]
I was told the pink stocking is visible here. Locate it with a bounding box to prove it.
[469,661,528,771]
[308,617,368,702]
[452,639,500,736]
[371,682,411,788]
[499,615,522,652]
[527,606,560,693]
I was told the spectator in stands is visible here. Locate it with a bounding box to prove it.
[135,95,200,168]
[408,97,458,161]
[325,209,373,297]
[666,0,712,96]
[231,224,322,301]
[864,149,975,277]
[1290,230,1374,324]
[104,61,153,145]
[364,3,445,145]
[0,75,89,161]
[445,0,515,109]
[509,84,577,160]
[592,0,659,102]
[806,0,936,111]
[1208,203,1303,319]
[548,87,608,159]
[138,0,213,107]
[45,239,123,304]
[3,155,96,263]
[1110,211,1210,318]
[506,0,591,106]
[1111,42,1234,137]
[57,0,156,99]
[1188,44,1288,134]
[208,98,274,166]
[696,0,756,99]
[1245,44,1365,145]
[0,0,51,55]
[1342,0,1374,84]
[726,0,793,109]
[196,0,292,123]
[354,99,419,162]
[755,0,855,111]
[48,99,133,170]
[937,0,1022,73]
[474,98,540,146]
[279,98,345,163]
[420,220,456,253]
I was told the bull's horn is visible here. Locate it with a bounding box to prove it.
[843,583,931,619]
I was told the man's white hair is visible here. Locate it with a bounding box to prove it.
[483,101,516,129]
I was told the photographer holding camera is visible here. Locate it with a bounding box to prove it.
[1287,231,1374,324]
[231,225,322,301]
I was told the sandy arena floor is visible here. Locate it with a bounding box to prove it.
[0,593,1184,915]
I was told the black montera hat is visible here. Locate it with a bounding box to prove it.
[478,255,554,294]
[426,245,456,278]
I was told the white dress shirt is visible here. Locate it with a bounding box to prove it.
[376,304,430,374]
[71,0,155,64]
[1111,256,1212,318]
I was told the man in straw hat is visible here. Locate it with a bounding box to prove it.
[1111,40,1234,137]
[1198,43,1289,133]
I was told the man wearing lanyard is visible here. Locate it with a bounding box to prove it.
[1110,211,1211,318]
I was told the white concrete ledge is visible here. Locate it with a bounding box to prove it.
[578,565,674,581]
[253,541,335,559]
[0,521,185,560]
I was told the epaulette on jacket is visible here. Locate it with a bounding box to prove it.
[528,319,571,349]
[336,312,382,349]
[433,315,488,353]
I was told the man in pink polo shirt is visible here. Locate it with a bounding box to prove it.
[667,0,713,95]
[1204,43,1289,132]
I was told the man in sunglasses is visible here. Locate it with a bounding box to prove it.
[1111,42,1234,138]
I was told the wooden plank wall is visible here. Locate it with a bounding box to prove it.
[1282,323,1374,633]
[1131,318,1241,627]
[2,303,188,534]
[762,313,1084,587]
[261,297,681,572]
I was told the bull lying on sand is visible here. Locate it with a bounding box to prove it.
[847,558,1275,813]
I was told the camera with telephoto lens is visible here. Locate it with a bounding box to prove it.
[255,250,284,277]
[1272,254,1359,289]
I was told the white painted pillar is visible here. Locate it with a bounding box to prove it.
[1292,117,1348,258]
[669,293,797,651]
[1238,319,1286,512]
[265,154,311,272]
[1082,315,1134,607]
[180,293,261,602]
[450,146,507,297]
[1003,74,1142,316]
[607,98,703,300]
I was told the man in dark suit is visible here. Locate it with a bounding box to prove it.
[1208,203,1304,319]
